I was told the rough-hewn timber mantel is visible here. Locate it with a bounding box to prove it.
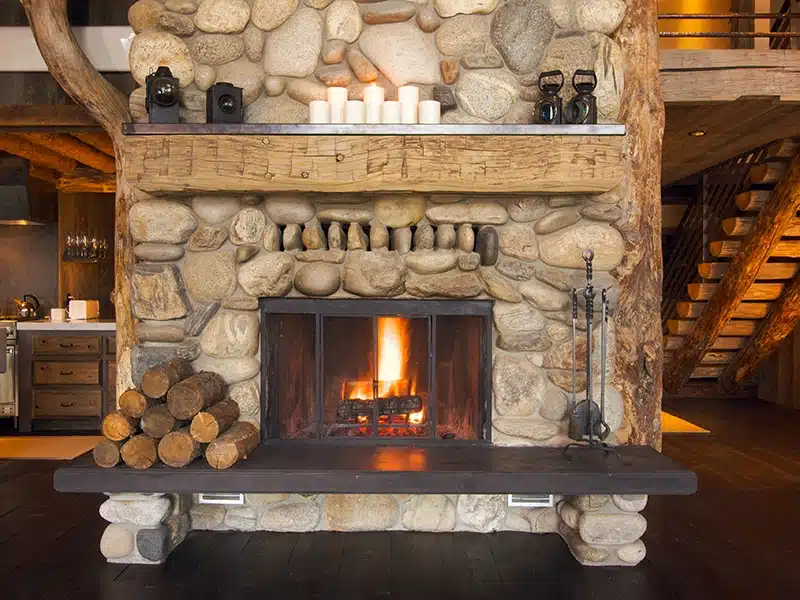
[122,132,627,195]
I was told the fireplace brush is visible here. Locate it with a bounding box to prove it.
[565,249,618,460]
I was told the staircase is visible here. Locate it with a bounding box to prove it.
[663,138,800,381]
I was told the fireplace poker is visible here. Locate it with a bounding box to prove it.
[571,288,578,414]
[583,249,595,446]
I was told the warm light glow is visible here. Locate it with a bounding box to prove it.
[409,409,424,425]
[377,317,409,396]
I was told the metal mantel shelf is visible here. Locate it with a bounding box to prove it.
[122,123,627,136]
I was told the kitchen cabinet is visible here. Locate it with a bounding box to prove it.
[17,325,116,433]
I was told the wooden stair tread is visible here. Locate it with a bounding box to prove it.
[665,351,738,365]
[750,161,788,185]
[687,282,784,301]
[677,301,770,319]
[721,217,800,237]
[667,319,758,337]
[689,365,725,379]
[766,139,800,160]
[697,262,798,281]
[710,240,800,258]
[735,190,773,212]
[664,335,748,351]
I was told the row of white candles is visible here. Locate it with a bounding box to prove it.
[309,85,441,124]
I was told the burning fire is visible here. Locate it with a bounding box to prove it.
[345,317,424,425]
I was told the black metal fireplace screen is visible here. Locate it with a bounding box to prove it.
[260,299,492,444]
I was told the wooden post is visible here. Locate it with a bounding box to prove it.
[612,0,666,448]
[205,422,260,470]
[167,372,227,420]
[664,153,800,393]
[723,271,800,387]
[21,0,135,407]
[141,358,194,399]
[190,399,241,443]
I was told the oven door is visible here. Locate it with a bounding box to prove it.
[0,345,17,417]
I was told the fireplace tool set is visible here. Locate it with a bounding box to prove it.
[564,249,621,461]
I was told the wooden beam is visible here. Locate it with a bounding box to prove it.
[722,216,800,237]
[57,171,116,193]
[72,131,114,157]
[664,153,800,393]
[19,133,115,173]
[698,262,798,280]
[28,163,59,183]
[0,104,98,127]
[724,271,800,387]
[0,133,77,173]
[122,134,626,194]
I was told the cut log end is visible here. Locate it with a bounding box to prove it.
[118,388,154,419]
[141,358,194,399]
[120,434,158,470]
[158,427,201,468]
[205,421,259,470]
[101,411,139,442]
[92,438,122,468]
[141,404,178,439]
[167,371,227,421]
[190,399,240,443]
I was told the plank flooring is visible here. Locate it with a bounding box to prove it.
[2,395,799,600]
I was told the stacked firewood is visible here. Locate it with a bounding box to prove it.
[93,358,259,470]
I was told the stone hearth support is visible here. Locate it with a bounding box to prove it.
[558,494,648,566]
[99,493,191,564]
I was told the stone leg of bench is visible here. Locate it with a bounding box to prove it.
[99,493,191,564]
[557,494,648,566]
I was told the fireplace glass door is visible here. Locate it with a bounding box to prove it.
[262,299,491,443]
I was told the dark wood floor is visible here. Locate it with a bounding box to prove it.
[2,396,799,600]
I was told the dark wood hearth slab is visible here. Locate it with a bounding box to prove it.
[55,444,696,496]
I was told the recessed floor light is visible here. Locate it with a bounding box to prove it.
[689,129,707,137]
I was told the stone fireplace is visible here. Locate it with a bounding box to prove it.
[26,0,691,574]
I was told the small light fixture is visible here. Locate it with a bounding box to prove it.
[688,129,707,137]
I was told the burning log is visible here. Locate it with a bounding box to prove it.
[141,358,194,399]
[120,434,158,470]
[92,438,122,468]
[167,372,227,420]
[101,410,139,442]
[205,421,259,470]
[337,395,423,420]
[118,389,159,419]
[190,399,241,443]
[141,404,179,439]
[158,427,202,468]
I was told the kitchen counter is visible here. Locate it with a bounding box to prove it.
[17,319,116,331]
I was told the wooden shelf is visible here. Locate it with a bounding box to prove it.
[121,125,627,195]
[55,443,696,496]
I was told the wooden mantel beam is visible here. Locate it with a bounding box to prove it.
[663,153,800,393]
[723,272,800,388]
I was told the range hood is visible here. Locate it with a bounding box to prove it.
[0,154,44,225]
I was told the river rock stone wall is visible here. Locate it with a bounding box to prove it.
[126,0,626,124]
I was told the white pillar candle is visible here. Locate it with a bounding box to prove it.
[309,100,330,124]
[381,101,402,124]
[397,85,419,106]
[326,87,348,105]
[363,84,384,105]
[418,100,441,124]
[345,100,366,124]
[365,102,382,124]
[400,101,418,124]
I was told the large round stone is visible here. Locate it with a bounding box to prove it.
[493,417,560,441]
[592,33,625,121]
[426,202,508,225]
[134,243,185,262]
[260,502,321,532]
[538,222,624,270]
[617,540,646,565]
[131,265,189,321]
[539,31,596,98]
[343,251,407,297]
[433,0,499,18]
[130,31,194,87]
[508,197,547,222]
[456,495,505,532]
[541,0,575,27]
[479,270,521,302]
[579,513,647,546]
[229,377,260,416]
[129,0,164,33]
[613,494,648,513]
[252,0,299,31]
[100,497,171,527]
[575,0,627,34]
[184,251,238,302]
[215,58,265,106]
[375,195,426,228]
[519,279,569,310]
[264,8,323,78]
[490,0,553,75]
[493,353,546,417]
[326,495,399,531]
[245,95,309,123]
[188,226,228,251]
[406,251,458,275]
[499,223,538,261]
[193,354,260,384]
[406,272,482,298]
[325,0,362,42]
[401,496,456,532]
[230,208,267,245]
[130,200,197,244]
[200,310,260,358]
[358,21,441,86]
[265,196,316,224]
[294,263,341,296]
[534,208,581,235]
[187,33,245,65]
[317,207,374,224]
[456,70,519,121]
[540,388,568,421]
[194,0,251,33]
[100,524,135,559]
[493,301,544,335]
[192,196,241,225]
[435,14,490,56]
[238,252,294,297]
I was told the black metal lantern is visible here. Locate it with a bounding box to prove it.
[207,82,243,124]
[564,70,598,125]
[145,66,180,124]
[535,70,564,125]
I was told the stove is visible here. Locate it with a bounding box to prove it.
[0,319,18,420]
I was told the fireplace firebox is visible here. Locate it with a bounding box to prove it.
[260,299,492,443]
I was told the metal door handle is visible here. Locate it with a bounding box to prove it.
[59,343,74,348]
[60,370,74,376]
[60,401,75,408]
